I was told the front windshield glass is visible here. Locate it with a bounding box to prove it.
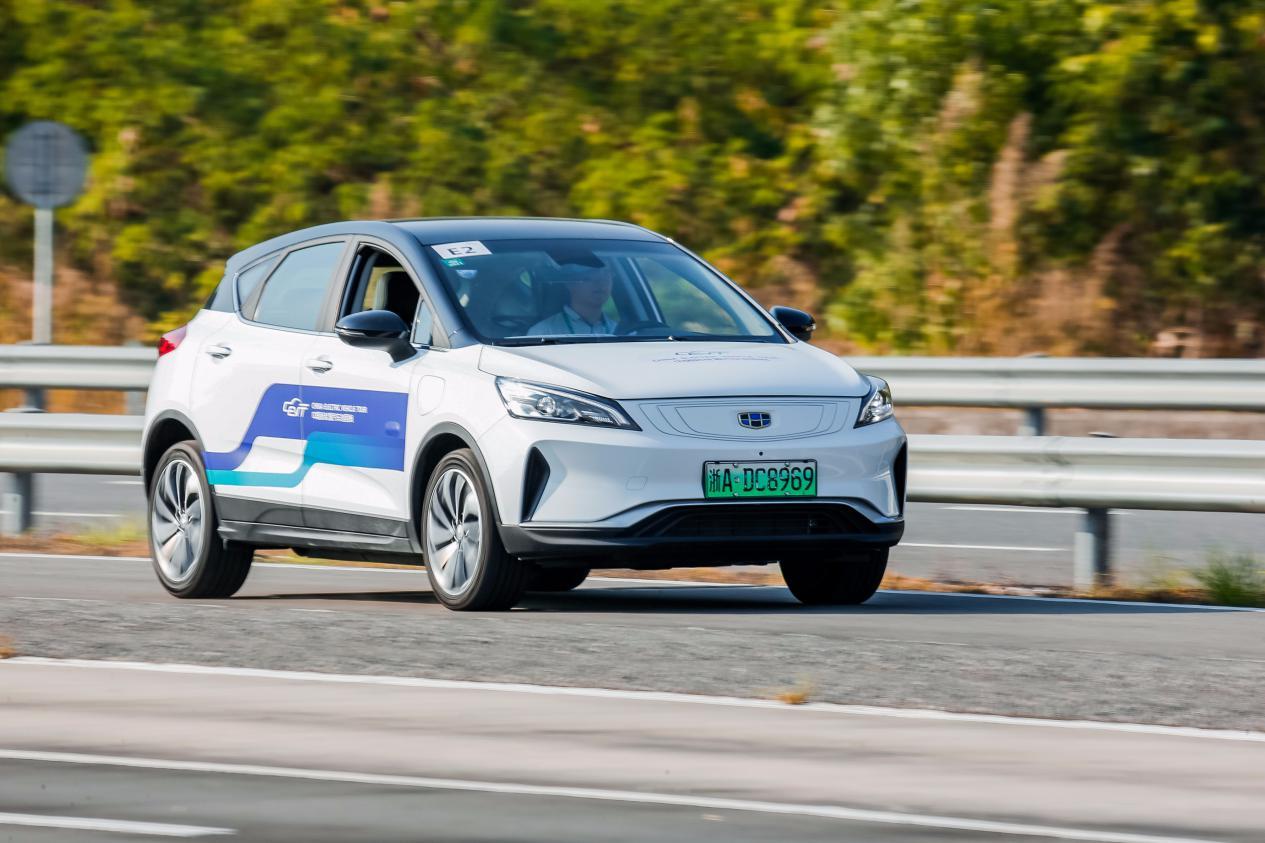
[423,238,782,345]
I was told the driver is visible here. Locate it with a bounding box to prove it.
[528,263,616,335]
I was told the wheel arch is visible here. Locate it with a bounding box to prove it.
[143,411,204,495]
[411,423,503,548]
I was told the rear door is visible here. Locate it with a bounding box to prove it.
[298,241,432,535]
[192,239,348,526]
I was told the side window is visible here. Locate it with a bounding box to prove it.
[252,242,345,331]
[412,303,434,345]
[234,258,277,311]
[342,247,430,344]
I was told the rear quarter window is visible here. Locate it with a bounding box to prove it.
[251,242,346,331]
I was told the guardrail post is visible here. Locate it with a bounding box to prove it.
[2,390,44,536]
[1019,407,1046,436]
[1074,508,1112,590]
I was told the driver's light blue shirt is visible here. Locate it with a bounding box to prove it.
[528,305,616,336]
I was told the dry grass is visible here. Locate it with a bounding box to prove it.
[773,680,815,705]
[0,636,16,659]
[594,568,1230,607]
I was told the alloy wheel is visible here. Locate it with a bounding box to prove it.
[151,457,206,584]
[425,467,483,596]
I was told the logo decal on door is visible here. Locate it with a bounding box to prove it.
[204,384,407,488]
[281,397,309,418]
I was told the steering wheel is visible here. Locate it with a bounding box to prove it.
[615,319,670,336]
[490,315,532,333]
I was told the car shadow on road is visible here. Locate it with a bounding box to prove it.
[234,584,1240,615]
[515,585,1239,615]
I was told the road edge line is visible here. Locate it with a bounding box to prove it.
[6,657,1264,744]
[0,749,1222,843]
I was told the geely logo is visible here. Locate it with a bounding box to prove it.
[738,411,771,429]
[282,397,309,418]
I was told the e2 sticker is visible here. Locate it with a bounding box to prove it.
[432,241,491,259]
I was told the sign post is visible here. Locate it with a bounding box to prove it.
[2,120,89,534]
[4,120,89,346]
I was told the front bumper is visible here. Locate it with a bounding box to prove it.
[481,410,908,528]
[499,500,904,567]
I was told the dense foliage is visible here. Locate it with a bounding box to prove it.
[1,0,1262,354]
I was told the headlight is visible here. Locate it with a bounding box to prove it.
[496,378,640,430]
[856,375,894,427]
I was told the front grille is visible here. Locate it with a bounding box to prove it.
[634,505,874,539]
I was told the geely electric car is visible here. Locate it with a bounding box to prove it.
[143,217,906,610]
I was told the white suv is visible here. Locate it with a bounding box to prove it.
[143,218,906,610]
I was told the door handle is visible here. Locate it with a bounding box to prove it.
[205,344,232,359]
[305,357,334,374]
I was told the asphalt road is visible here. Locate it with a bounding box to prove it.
[2,555,1263,840]
[9,473,1265,586]
[2,553,1263,729]
[3,655,1264,842]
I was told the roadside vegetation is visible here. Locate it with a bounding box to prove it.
[2,1,1264,357]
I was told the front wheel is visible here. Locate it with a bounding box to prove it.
[149,442,253,598]
[422,449,529,611]
[780,548,888,606]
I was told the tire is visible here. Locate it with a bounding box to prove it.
[148,441,253,598]
[780,548,888,606]
[422,448,528,611]
[528,566,591,593]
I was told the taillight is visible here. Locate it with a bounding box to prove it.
[157,325,188,358]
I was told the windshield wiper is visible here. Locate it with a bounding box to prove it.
[495,335,615,346]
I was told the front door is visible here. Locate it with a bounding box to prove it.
[298,244,430,535]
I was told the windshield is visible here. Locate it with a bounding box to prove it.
[423,238,783,345]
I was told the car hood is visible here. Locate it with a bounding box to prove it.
[478,342,872,400]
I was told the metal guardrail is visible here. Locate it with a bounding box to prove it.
[3,413,1263,587]
[4,345,1265,410]
[0,345,154,391]
[850,356,1265,411]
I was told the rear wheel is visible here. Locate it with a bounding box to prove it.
[528,566,591,593]
[422,449,528,611]
[780,548,888,606]
[149,442,253,598]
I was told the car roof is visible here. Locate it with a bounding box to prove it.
[389,216,666,245]
[225,216,667,273]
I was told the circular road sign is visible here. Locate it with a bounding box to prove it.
[4,120,89,209]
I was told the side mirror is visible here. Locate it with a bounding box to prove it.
[770,306,816,342]
[336,310,414,362]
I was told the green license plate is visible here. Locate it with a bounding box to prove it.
[702,460,817,499]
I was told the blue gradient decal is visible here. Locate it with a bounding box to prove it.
[204,384,407,487]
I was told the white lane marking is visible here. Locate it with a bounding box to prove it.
[0,810,232,837]
[900,542,1067,552]
[12,596,106,604]
[105,480,144,486]
[939,505,1135,516]
[8,658,1265,744]
[0,750,1221,843]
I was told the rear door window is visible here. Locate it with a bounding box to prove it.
[251,242,346,331]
